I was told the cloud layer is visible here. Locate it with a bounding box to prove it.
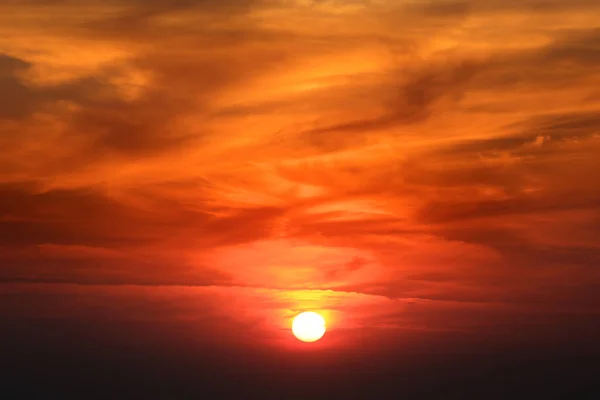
[1,0,599,349]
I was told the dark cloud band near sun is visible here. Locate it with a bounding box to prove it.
[1,0,599,379]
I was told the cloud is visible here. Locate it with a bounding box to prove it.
[299,59,481,150]
[0,54,35,119]
[0,0,599,353]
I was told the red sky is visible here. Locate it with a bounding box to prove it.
[1,0,600,397]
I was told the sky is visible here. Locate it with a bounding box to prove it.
[1,0,599,398]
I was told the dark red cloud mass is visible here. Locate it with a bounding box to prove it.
[1,0,599,398]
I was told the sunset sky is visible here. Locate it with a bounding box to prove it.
[1,0,599,397]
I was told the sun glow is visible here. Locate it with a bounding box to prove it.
[292,311,326,342]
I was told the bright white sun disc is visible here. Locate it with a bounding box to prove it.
[292,311,326,342]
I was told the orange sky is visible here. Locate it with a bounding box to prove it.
[1,0,599,356]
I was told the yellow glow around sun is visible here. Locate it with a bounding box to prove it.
[292,311,326,342]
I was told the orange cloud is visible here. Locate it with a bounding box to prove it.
[0,0,599,356]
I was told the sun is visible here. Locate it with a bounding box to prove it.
[292,311,326,342]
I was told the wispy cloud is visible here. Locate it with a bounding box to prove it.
[0,0,599,346]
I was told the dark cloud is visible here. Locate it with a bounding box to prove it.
[0,183,162,247]
[403,160,526,195]
[434,110,600,157]
[0,53,124,121]
[411,0,600,14]
[0,256,234,287]
[0,181,289,286]
[406,0,471,17]
[0,54,35,119]
[543,28,600,66]
[0,182,285,250]
[338,257,600,308]
[67,90,193,157]
[470,29,600,91]
[300,60,481,149]
[65,0,278,44]
[418,191,600,224]
[515,110,600,140]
